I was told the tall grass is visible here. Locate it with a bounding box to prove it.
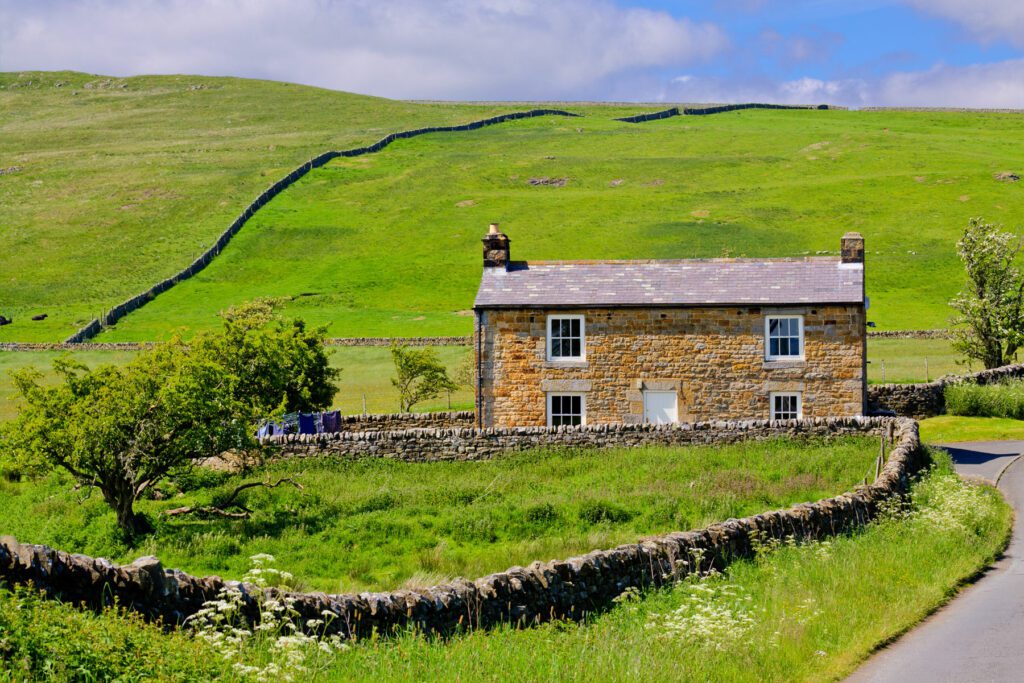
[1,457,1008,682]
[945,380,1024,419]
[0,438,877,593]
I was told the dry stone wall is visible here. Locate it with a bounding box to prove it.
[615,103,833,123]
[62,109,578,344]
[327,411,474,433]
[0,416,925,639]
[868,363,1024,418]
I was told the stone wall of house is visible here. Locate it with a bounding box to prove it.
[0,416,923,640]
[868,363,1024,418]
[476,305,865,428]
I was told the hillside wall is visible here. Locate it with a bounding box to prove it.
[0,416,924,639]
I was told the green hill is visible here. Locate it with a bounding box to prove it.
[0,71,541,341]
[2,72,1022,341]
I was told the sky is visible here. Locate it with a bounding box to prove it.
[0,0,1022,107]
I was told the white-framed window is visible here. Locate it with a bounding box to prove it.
[765,315,804,360]
[770,392,802,421]
[547,393,585,427]
[546,314,585,361]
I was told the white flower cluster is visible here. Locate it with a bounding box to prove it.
[185,554,348,682]
[908,472,997,534]
[649,579,760,651]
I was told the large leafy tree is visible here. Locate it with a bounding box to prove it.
[1,302,338,537]
[950,218,1024,369]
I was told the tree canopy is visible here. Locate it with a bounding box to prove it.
[1,301,338,536]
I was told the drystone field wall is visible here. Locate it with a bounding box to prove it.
[62,109,578,344]
[0,416,925,639]
[615,102,832,123]
[868,363,1024,418]
[2,337,474,352]
[867,329,950,339]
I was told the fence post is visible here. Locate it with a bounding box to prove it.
[881,360,886,383]
[362,394,367,415]
[925,357,929,382]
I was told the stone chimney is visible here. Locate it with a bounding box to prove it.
[841,232,864,264]
[482,223,511,268]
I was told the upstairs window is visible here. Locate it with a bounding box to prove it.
[770,392,802,421]
[547,315,585,361]
[548,393,585,427]
[765,315,804,360]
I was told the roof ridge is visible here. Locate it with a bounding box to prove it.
[519,256,840,266]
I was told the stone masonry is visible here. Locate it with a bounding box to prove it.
[477,304,865,427]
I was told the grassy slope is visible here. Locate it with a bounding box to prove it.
[0,438,876,593]
[0,71,594,342]
[4,72,1023,342]
[1,462,1008,682]
[920,415,1024,442]
[96,107,1024,340]
[867,337,970,384]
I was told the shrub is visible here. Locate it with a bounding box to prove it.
[945,380,1024,419]
[578,500,634,525]
[524,502,559,524]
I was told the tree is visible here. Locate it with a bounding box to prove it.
[1,304,339,537]
[950,218,1024,369]
[390,344,459,413]
[202,299,339,414]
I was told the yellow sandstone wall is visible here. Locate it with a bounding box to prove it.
[475,305,864,427]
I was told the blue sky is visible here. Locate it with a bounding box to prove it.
[1,0,1022,107]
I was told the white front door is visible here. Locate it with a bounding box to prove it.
[643,391,678,424]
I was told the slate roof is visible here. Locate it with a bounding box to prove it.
[474,258,863,308]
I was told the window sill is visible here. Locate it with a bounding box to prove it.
[763,359,806,370]
[543,360,588,369]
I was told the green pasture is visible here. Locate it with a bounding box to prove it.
[0,437,876,593]
[0,458,1009,682]
[3,71,1023,342]
[98,105,1024,340]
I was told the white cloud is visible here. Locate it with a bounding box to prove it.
[0,0,727,100]
[903,0,1024,47]
[662,59,1024,108]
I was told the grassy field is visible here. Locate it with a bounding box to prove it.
[0,437,877,593]
[867,337,969,384]
[919,415,1024,443]
[3,72,1023,342]
[0,346,473,422]
[0,71,643,343]
[0,458,1010,682]
[97,106,1024,340]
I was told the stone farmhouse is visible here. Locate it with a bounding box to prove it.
[472,224,866,428]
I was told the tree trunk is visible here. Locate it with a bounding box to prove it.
[102,483,153,538]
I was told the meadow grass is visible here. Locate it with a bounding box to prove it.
[97,106,1024,341]
[919,415,1024,443]
[4,72,1024,342]
[318,457,1011,682]
[1,457,1008,682]
[0,346,473,422]
[0,437,878,593]
[945,380,1024,419]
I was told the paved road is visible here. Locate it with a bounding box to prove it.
[848,440,1024,683]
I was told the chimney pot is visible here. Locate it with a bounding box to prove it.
[841,231,864,264]
[482,223,511,268]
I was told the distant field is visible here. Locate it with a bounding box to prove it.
[3,72,1023,342]
[0,346,473,422]
[867,337,969,384]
